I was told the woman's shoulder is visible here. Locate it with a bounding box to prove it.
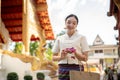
[77,33,85,38]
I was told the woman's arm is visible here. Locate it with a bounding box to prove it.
[74,51,89,61]
[76,36,89,62]
[52,50,68,61]
[52,53,61,61]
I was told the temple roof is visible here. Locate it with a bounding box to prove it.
[1,0,54,43]
[93,35,104,46]
[107,0,120,45]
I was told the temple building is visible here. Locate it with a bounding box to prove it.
[0,0,54,52]
[0,0,57,80]
[89,35,118,69]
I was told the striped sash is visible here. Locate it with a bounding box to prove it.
[58,64,84,80]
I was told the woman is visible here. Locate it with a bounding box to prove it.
[52,14,90,80]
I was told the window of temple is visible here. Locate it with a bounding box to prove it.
[95,50,103,53]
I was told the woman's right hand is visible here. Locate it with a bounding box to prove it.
[60,50,68,60]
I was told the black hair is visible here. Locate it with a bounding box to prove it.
[65,14,79,24]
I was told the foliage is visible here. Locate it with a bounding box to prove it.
[44,48,53,60]
[7,72,18,80]
[36,72,45,80]
[47,41,53,49]
[24,75,33,80]
[104,67,110,74]
[57,31,65,37]
[13,42,23,54]
[29,41,39,56]
[104,67,117,74]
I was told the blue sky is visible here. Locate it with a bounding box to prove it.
[47,0,117,45]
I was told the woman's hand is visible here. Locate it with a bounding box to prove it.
[52,50,68,61]
[60,50,68,60]
[74,51,88,61]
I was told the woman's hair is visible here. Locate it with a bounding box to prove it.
[65,14,79,24]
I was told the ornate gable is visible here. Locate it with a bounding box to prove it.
[93,35,104,46]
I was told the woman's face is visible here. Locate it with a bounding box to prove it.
[65,16,78,31]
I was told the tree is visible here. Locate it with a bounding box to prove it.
[13,42,23,54]
[57,31,65,37]
[29,41,39,56]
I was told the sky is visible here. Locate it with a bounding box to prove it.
[47,0,117,45]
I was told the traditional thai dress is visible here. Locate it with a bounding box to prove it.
[52,31,90,80]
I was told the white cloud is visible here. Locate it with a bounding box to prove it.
[80,0,86,5]
[47,0,117,45]
[103,0,108,6]
[98,0,108,6]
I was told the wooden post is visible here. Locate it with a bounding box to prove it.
[22,0,30,55]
